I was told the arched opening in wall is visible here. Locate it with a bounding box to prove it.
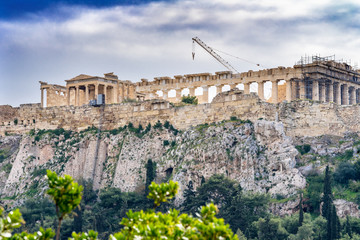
[168,89,176,98]
[208,86,217,102]
[156,90,163,97]
[222,85,230,92]
[264,81,272,100]
[181,88,189,96]
[236,83,244,90]
[250,82,258,93]
[195,87,203,96]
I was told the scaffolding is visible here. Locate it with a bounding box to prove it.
[293,54,360,100]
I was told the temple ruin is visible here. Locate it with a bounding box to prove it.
[40,55,360,107]
[39,72,145,107]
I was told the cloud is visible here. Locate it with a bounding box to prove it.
[1,0,360,106]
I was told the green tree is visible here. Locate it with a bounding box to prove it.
[305,172,324,213]
[182,180,196,213]
[322,166,340,240]
[111,180,237,239]
[145,159,156,196]
[334,162,356,185]
[255,216,289,240]
[46,170,83,240]
[322,166,332,220]
[298,193,304,228]
[345,215,352,238]
[221,192,269,234]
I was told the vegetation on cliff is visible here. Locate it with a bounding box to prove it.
[1,171,238,240]
[3,119,360,239]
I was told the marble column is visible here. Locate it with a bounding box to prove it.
[286,80,292,102]
[189,87,195,97]
[312,80,319,101]
[335,83,341,104]
[343,84,349,105]
[176,88,182,102]
[271,80,278,103]
[104,85,107,104]
[114,85,119,103]
[350,87,356,105]
[41,88,44,108]
[244,83,250,94]
[328,83,334,102]
[85,85,89,104]
[163,90,168,100]
[67,87,70,106]
[119,83,124,102]
[216,84,223,95]
[202,85,209,103]
[75,86,79,106]
[320,83,326,102]
[299,81,306,99]
[291,80,298,99]
[258,81,265,100]
[95,84,99,98]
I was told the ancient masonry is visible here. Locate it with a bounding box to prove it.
[40,56,360,107]
[2,56,360,136]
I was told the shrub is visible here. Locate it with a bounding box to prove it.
[0,149,10,163]
[154,120,162,129]
[164,121,170,129]
[145,123,151,132]
[349,181,360,192]
[181,95,198,105]
[29,129,35,136]
[53,128,65,136]
[2,163,12,173]
[334,162,357,185]
[163,140,170,146]
[14,118,18,125]
[295,144,311,155]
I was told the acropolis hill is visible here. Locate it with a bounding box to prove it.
[2,55,360,137]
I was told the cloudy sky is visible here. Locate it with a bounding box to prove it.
[1,0,360,106]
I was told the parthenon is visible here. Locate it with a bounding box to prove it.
[40,55,360,107]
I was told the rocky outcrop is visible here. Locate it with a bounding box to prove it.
[0,119,306,210]
[334,199,360,218]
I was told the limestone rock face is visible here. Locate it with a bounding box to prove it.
[0,120,305,209]
[334,199,360,218]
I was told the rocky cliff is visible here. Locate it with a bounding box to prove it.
[0,119,306,209]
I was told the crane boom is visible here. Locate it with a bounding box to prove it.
[192,37,239,74]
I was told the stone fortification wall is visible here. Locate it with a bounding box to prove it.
[1,89,360,137]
